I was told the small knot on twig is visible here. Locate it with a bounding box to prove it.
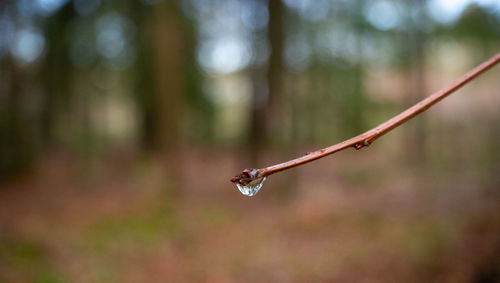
[354,139,372,150]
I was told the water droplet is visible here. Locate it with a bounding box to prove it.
[236,177,267,196]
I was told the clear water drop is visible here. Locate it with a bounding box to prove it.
[236,177,267,196]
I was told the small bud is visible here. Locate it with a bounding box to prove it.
[242,168,252,176]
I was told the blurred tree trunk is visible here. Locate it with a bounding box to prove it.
[0,4,37,178]
[351,1,366,137]
[339,1,366,138]
[133,4,158,150]
[248,0,288,197]
[134,1,209,148]
[0,57,34,178]
[404,0,428,166]
[269,0,293,198]
[249,65,267,166]
[40,3,74,147]
[266,0,285,142]
[249,0,285,165]
[153,1,185,191]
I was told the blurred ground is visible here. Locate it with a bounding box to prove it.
[1,145,498,282]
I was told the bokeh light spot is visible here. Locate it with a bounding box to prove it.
[364,0,400,31]
[10,27,45,63]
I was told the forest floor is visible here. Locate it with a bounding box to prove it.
[0,146,499,282]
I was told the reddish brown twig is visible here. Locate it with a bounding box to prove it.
[231,51,500,185]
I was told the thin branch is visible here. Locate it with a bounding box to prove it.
[231,51,500,186]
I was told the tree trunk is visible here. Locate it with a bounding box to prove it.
[266,0,285,143]
[133,3,158,150]
[405,0,427,166]
[153,1,185,191]
[249,0,285,165]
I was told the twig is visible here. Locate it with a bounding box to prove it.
[231,51,500,186]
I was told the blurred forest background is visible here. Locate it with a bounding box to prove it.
[1,0,500,282]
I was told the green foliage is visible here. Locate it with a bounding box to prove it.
[0,237,64,282]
